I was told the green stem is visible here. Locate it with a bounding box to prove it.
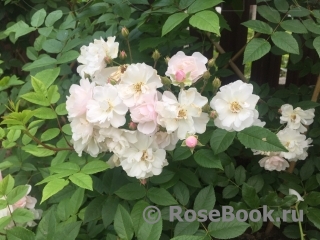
[295,202,304,240]
[126,39,133,63]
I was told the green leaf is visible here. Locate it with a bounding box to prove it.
[257,5,280,23]
[280,20,308,34]
[69,173,93,190]
[45,10,63,27]
[293,101,320,110]
[115,183,146,200]
[11,208,34,223]
[237,126,287,152]
[271,31,299,54]
[31,8,46,27]
[31,76,47,94]
[22,56,57,71]
[171,236,204,240]
[0,175,14,195]
[130,200,149,235]
[283,224,301,239]
[314,36,320,58]
[55,103,67,115]
[33,107,56,119]
[173,147,192,161]
[50,162,80,173]
[7,226,35,240]
[187,0,222,13]
[210,129,236,154]
[194,149,223,170]
[242,183,260,209]
[307,208,320,230]
[114,2,131,19]
[22,145,55,157]
[147,187,178,206]
[53,222,81,240]
[223,185,239,199]
[0,75,24,91]
[41,128,60,141]
[303,19,320,34]
[70,188,84,215]
[137,212,162,240]
[81,160,109,174]
[189,10,220,35]
[102,196,119,227]
[57,50,79,64]
[174,221,199,237]
[241,20,273,34]
[20,92,50,106]
[208,218,250,239]
[34,67,60,88]
[43,39,63,53]
[178,168,201,188]
[243,38,271,63]
[114,205,134,240]
[4,21,36,39]
[47,85,60,104]
[274,0,289,12]
[194,185,216,213]
[84,196,105,223]
[38,26,53,37]
[173,181,189,205]
[162,13,189,37]
[41,178,69,203]
[7,185,29,205]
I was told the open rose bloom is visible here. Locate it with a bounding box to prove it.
[66,36,315,179]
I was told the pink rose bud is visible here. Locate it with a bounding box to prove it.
[186,136,198,148]
[129,121,137,130]
[210,110,218,119]
[140,178,147,185]
[104,56,112,64]
[119,51,127,60]
[175,70,186,82]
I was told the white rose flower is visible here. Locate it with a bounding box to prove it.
[66,78,94,120]
[155,131,179,151]
[210,80,260,132]
[77,37,119,77]
[259,155,289,171]
[280,104,315,133]
[120,133,168,179]
[86,84,128,127]
[277,128,312,161]
[165,51,208,86]
[118,63,163,107]
[156,88,209,140]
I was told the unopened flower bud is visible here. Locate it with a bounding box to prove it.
[203,70,211,80]
[140,178,147,185]
[278,108,282,114]
[119,50,127,60]
[104,56,112,64]
[152,49,161,61]
[129,121,137,130]
[121,27,129,38]
[161,76,171,86]
[164,56,170,64]
[202,103,211,113]
[186,136,198,148]
[210,110,218,119]
[212,78,221,89]
[175,70,185,82]
[208,58,215,68]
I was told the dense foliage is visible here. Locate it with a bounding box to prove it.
[0,0,320,239]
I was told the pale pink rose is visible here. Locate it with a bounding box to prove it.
[128,121,137,130]
[259,155,289,171]
[130,92,159,135]
[66,78,94,120]
[186,136,198,148]
[13,196,27,209]
[165,51,208,86]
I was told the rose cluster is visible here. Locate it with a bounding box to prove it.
[256,105,314,171]
[66,36,314,179]
[66,37,212,179]
[0,172,42,229]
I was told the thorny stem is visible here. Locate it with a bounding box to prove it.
[23,128,73,152]
[126,39,133,63]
